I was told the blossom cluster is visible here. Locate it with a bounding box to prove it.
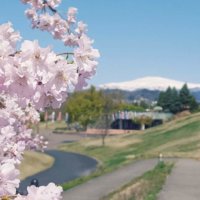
[15,183,63,200]
[0,23,78,110]
[22,0,100,91]
[0,95,48,197]
[0,0,99,199]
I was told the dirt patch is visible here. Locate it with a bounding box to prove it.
[110,140,140,148]
[174,110,191,119]
[85,128,141,135]
[82,137,141,148]
[109,180,148,200]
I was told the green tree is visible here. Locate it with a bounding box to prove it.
[169,87,181,114]
[118,103,145,112]
[63,87,120,131]
[179,83,191,111]
[64,86,104,130]
[189,96,199,112]
[157,91,166,108]
[157,84,198,113]
[95,94,115,145]
[158,87,173,111]
[179,83,198,112]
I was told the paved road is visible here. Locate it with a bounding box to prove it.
[19,150,97,193]
[39,130,84,149]
[158,159,200,200]
[63,159,158,200]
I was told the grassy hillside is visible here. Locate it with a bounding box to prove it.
[60,112,200,171]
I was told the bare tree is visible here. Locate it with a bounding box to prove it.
[94,93,116,146]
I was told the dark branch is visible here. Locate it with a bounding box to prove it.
[57,52,74,56]
[48,5,57,13]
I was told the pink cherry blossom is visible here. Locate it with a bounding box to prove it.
[0,162,20,196]
[15,183,63,200]
[75,21,88,35]
[0,0,99,198]
[67,7,78,23]
[48,0,62,8]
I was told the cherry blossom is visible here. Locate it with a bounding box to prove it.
[0,0,99,199]
[22,0,100,90]
[0,162,20,196]
[15,183,63,200]
[67,7,78,23]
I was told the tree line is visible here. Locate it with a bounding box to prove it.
[62,86,145,130]
[157,84,198,114]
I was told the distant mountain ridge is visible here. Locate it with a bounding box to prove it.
[99,76,200,91]
[99,77,200,102]
[103,88,161,102]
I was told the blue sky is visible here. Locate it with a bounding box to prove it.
[1,1,200,85]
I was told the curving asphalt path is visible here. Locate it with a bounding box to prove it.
[63,158,159,200]
[62,158,200,200]
[18,150,97,193]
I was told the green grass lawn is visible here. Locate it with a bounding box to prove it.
[59,112,200,190]
[37,121,67,131]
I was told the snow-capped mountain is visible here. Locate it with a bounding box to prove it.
[99,77,200,91]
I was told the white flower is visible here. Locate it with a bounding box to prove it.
[15,183,63,200]
[0,162,19,196]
